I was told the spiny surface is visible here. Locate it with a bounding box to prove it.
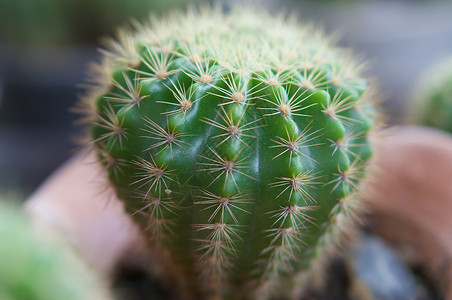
[85,6,377,299]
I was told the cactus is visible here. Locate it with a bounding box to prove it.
[82,6,377,299]
[0,200,109,300]
[407,56,452,133]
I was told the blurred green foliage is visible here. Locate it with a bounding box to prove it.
[0,0,201,46]
[408,56,452,133]
[0,199,108,299]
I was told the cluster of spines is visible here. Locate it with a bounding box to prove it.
[191,74,257,292]
[84,6,377,299]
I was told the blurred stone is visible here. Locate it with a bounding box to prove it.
[347,235,418,300]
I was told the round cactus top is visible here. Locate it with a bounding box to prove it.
[91,6,364,89]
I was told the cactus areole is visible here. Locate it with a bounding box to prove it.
[85,6,376,300]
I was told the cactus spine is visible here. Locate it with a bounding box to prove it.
[83,6,377,299]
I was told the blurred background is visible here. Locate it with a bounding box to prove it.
[1,1,452,299]
[1,0,452,198]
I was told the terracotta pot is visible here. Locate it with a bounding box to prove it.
[365,126,452,299]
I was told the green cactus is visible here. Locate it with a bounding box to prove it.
[407,56,452,133]
[0,200,109,300]
[83,6,378,299]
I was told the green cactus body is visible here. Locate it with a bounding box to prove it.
[85,7,377,299]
